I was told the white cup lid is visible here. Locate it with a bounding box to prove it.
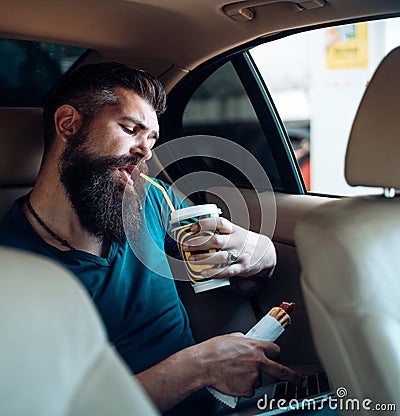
[170,204,221,224]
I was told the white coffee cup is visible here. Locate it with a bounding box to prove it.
[170,204,230,293]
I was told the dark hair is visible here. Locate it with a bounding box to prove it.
[42,62,166,152]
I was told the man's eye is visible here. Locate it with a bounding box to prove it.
[121,125,138,135]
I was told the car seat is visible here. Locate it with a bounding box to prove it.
[0,108,43,218]
[294,46,400,414]
[0,247,159,416]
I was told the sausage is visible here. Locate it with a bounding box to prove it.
[266,301,295,328]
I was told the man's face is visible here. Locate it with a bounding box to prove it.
[60,88,160,243]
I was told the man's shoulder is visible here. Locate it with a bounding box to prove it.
[145,177,171,198]
[0,199,37,251]
[144,177,186,209]
[0,201,21,235]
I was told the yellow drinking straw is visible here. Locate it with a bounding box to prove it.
[140,172,176,212]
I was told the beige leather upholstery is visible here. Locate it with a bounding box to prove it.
[0,247,159,416]
[345,46,400,188]
[295,47,400,414]
[0,108,43,217]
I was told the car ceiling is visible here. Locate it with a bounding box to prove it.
[0,0,399,90]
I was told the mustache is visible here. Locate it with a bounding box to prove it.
[104,154,144,168]
[71,153,146,171]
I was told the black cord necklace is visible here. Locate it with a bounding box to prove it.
[25,197,76,251]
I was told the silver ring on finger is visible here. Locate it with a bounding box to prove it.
[227,249,239,265]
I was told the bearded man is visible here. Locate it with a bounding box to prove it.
[0,62,303,415]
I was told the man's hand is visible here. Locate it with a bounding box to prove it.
[182,217,276,280]
[196,333,303,397]
[136,333,304,412]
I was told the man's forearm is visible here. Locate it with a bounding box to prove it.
[135,345,208,412]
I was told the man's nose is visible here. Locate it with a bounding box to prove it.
[130,136,153,161]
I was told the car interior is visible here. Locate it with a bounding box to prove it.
[0,0,399,414]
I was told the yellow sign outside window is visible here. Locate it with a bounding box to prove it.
[326,22,368,69]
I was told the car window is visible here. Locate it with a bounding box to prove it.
[182,61,282,190]
[0,38,86,107]
[250,16,400,196]
[164,59,286,193]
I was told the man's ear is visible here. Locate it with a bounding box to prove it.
[54,104,83,143]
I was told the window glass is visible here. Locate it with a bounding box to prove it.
[250,16,400,196]
[0,38,85,107]
[182,61,282,190]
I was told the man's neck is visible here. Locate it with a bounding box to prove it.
[24,182,108,258]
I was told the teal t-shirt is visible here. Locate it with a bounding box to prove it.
[0,180,195,374]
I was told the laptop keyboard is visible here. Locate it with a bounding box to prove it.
[273,371,331,402]
[215,371,333,415]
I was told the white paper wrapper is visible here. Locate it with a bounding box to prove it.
[207,315,285,408]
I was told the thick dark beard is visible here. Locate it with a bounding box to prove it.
[60,130,147,245]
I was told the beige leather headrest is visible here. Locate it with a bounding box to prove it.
[0,108,43,186]
[0,247,160,415]
[345,46,400,189]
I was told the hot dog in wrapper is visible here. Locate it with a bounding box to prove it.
[267,302,295,328]
[208,302,295,408]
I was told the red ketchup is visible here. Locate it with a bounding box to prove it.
[279,302,296,315]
